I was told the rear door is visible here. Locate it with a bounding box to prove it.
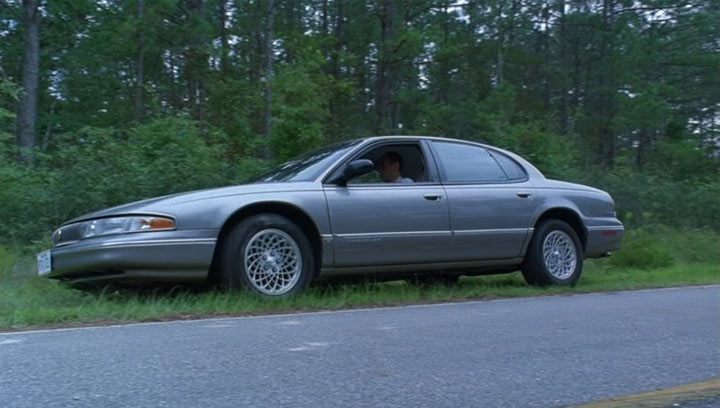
[429,141,537,261]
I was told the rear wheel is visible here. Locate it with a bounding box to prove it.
[521,220,583,286]
[218,214,314,296]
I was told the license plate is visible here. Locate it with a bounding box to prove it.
[37,250,52,275]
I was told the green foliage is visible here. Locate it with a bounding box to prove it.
[0,118,233,245]
[271,57,332,161]
[646,226,719,265]
[206,78,262,159]
[573,164,720,232]
[0,79,20,158]
[228,157,272,184]
[0,160,58,244]
[0,246,16,280]
[456,85,581,178]
[646,139,718,182]
[609,228,675,269]
[605,225,718,270]
[0,0,718,246]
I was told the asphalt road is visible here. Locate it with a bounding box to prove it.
[1,286,718,408]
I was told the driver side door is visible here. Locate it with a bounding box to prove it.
[322,141,450,268]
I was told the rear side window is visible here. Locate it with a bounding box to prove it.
[431,142,508,183]
[489,151,527,180]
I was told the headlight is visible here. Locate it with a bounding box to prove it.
[78,216,175,239]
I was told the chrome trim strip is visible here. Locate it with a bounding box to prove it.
[334,229,534,238]
[335,231,452,238]
[323,184,442,190]
[55,238,217,251]
[452,228,530,236]
[586,226,625,231]
[55,234,215,248]
[97,238,216,247]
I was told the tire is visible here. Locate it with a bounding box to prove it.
[521,219,583,286]
[218,214,314,296]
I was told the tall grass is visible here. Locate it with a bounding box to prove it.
[1,227,717,330]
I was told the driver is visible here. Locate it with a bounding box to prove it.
[376,151,414,183]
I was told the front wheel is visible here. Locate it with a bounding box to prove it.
[218,214,314,296]
[521,220,583,286]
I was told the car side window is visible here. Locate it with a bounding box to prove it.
[351,169,383,184]
[348,144,427,185]
[489,150,527,180]
[432,141,508,183]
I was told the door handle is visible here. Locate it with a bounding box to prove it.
[516,191,532,199]
[423,194,443,201]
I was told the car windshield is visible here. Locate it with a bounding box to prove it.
[251,139,362,183]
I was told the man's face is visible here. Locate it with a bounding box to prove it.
[377,156,400,182]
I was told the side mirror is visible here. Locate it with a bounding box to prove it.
[332,159,374,185]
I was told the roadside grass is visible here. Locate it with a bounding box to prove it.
[1,227,717,331]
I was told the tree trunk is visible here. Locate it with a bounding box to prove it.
[218,0,230,75]
[319,0,329,66]
[330,0,346,80]
[636,128,650,169]
[558,0,569,134]
[496,40,504,86]
[41,98,56,151]
[185,0,206,123]
[16,0,40,162]
[542,4,550,108]
[263,0,274,160]
[572,26,581,111]
[167,51,178,113]
[135,0,144,121]
[250,1,263,84]
[495,2,505,86]
[436,0,450,104]
[321,0,328,37]
[600,0,616,167]
[375,0,396,134]
[327,0,347,142]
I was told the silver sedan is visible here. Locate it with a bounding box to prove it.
[38,136,624,296]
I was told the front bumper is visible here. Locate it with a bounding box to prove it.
[41,229,218,284]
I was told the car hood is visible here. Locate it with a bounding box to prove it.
[62,182,319,226]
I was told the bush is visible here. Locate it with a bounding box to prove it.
[0,118,233,245]
[0,246,16,280]
[609,228,675,269]
[571,166,720,232]
[645,226,719,265]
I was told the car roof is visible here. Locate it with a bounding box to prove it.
[367,135,465,142]
[362,135,497,151]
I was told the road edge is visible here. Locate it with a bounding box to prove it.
[1,284,717,335]
[567,378,720,408]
